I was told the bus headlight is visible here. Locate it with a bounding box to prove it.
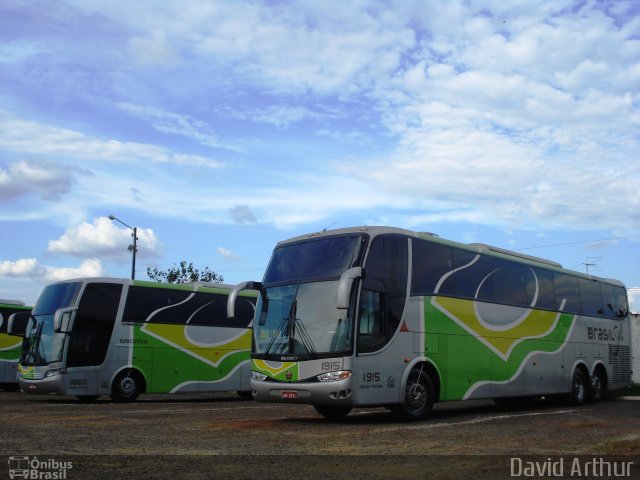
[251,371,267,382]
[45,368,64,378]
[317,371,351,382]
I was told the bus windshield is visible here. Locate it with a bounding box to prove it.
[21,282,82,366]
[263,235,365,285]
[253,282,354,358]
[254,235,364,359]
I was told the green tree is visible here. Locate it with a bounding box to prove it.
[146,261,224,284]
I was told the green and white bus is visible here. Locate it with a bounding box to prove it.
[17,278,256,402]
[228,226,631,420]
[0,300,32,391]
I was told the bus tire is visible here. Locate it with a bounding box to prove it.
[588,367,606,403]
[569,368,587,405]
[111,370,142,402]
[237,391,253,400]
[391,369,434,421]
[313,405,352,418]
[1,383,20,392]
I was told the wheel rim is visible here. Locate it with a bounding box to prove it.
[406,378,427,412]
[592,374,602,398]
[120,377,136,395]
[574,374,585,402]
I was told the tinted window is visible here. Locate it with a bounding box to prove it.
[188,294,255,328]
[411,240,454,295]
[613,286,629,319]
[554,274,580,313]
[33,282,82,315]
[358,235,408,353]
[529,268,557,310]
[123,287,191,323]
[579,278,603,317]
[67,283,122,367]
[263,235,365,285]
[123,287,254,327]
[0,306,31,334]
[490,260,528,306]
[442,250,495,300]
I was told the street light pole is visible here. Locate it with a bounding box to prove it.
[108,215,138,280]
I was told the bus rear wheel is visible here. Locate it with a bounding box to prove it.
[313,405,352,418]
[391,369,434,421]
[111,370,142,402]
[569,368,587,405]
[588,368,606,403]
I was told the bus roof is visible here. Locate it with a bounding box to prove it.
[274,226,626,288]
[38,277,256,296]
[0,299,26,306]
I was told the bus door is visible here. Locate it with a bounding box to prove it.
[354,235,409,405]
[65,283,122,395]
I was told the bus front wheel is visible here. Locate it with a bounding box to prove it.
[111,370,142,402]
[391,369,434,421]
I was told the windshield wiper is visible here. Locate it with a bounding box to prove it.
[287,299,317,357]
[263,314,289,356]
[293,317,317,357]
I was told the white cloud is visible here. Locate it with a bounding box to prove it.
[217,247,241,262]
[47,216,160,261]
[628,288,640,315]
[118,103,240,153]
[0,258,106,283]
[229,205,257,224]
[0,110,224,168]
[128,30,179,68]
[0,160,75,201]
[0,258,45,278]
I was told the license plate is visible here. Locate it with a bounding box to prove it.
[281,390,298,399]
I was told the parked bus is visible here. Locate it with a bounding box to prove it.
[227,226,631,420]
[0,300,32,391]
[17,278,256,402]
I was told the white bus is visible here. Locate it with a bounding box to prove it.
[228,226,631,420]
[17,278,256,402]
[1,300,32,391]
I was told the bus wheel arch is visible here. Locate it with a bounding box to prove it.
[111,368,146,403]
[391,362,437,421]
[588,363,607,403]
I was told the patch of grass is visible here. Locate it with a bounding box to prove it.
[606,383,640,397]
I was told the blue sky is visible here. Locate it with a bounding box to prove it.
[1,0,639,311]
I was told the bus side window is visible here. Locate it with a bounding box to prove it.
[579,278,604,317]
[357,290,386,353]
[68,283,122,367]
[553,273,580,313]
[358,235,407,353]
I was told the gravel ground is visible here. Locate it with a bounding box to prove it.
[1,391,638,479]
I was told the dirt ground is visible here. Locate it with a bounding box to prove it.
[1,391,639,479]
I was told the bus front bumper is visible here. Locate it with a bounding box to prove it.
[18,375,66,395]
[251,378,354,406]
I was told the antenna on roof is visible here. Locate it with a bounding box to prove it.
[322,221,337,232]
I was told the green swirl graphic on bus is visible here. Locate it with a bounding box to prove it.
[252,359,299,382]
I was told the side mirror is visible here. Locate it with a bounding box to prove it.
[227,281,262,319]
[53,309,73,333]
[337,267,364,310]
[7,312,32,337]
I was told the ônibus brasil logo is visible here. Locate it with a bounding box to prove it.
[8,456,73,479]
